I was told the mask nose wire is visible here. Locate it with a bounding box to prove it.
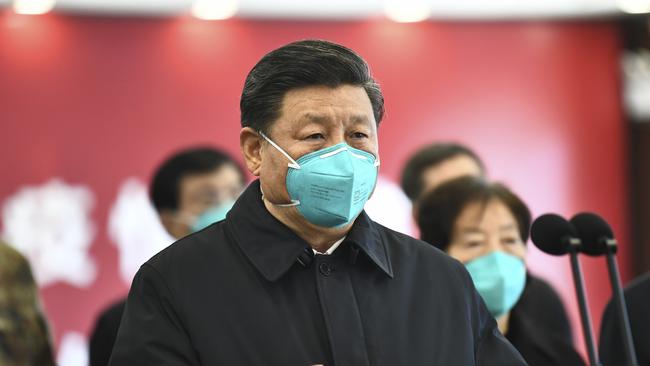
[319,146,348,159]
[258,131,301,170]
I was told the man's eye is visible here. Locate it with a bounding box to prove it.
[464,241,483,248]
[306,133,325,140]
[351,132,368,139]
[502,237,520,245]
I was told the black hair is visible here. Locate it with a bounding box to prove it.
[149,147,245,213]
[240,39,384,134]
[400,143,486,202]
[417,176,531,252]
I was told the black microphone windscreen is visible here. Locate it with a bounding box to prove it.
[531,214,576,255]
[570,212,614,256]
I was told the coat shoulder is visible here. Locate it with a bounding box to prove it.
[372,222,468,279]
[144,221,230,277]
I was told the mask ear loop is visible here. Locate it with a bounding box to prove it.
[258,131,300,170]
[260,185,300,207]
[257,131,301,207]
[368,157,381,199]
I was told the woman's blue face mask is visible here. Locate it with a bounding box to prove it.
[464,251,526,318]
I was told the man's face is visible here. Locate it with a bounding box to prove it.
[421,155,483,197]
[163,164,244,239]
[257,84,379,205]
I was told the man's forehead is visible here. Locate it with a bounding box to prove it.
[281,86,373,116]
[180,166,241,189]
[460,223,518,233]
[297,112,372,124]
[283,85,369,104]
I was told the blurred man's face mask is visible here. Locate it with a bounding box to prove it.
[259,131,379,228]
[173,199,236,233]
[190,200,236,232]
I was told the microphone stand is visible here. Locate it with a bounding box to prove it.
[603,239,638,366]
[568,238,600,366]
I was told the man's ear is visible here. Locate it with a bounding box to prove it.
[411,201,419,223]
[240,127,263,176]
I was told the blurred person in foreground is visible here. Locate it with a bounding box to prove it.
[0,240,56,366]
[417,176,585,366]
[88,147,246,366]
[599,272,650,366]
[108,39,527,365]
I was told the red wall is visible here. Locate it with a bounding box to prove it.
[0,11,630,359]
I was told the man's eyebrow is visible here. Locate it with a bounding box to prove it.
[460,227,484,234]
[298,113,331,124]
[499,223,517,231]
[293,113,373,128]
[350,114,370,123]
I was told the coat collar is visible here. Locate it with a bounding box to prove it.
[225,180,393,282]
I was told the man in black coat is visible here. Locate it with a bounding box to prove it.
[599,273,650,366]
[89,147,246,366]
[108,39,527,366]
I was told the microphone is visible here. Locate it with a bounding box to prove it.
[531,213,580,255]
[531,214,600,366]
[571,213,639,366]
[570,213,611,256]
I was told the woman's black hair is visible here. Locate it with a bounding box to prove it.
[417,176,531,251]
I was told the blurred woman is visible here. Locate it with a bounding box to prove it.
[417,176,584,366]
[0,241,55,366]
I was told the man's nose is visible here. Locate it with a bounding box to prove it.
[487,237,503,253]
[325,129,346,146]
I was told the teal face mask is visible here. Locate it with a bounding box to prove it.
[464,251,526,318]
[191,200,235,233]
[260,132,379,228]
